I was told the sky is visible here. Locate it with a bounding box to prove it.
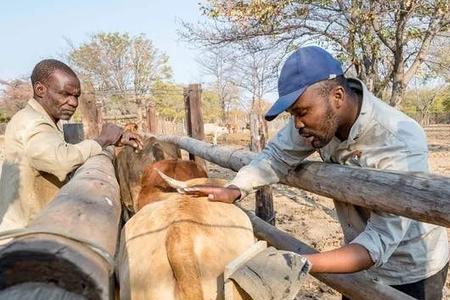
[0,0,208,85]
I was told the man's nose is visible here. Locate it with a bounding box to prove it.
[294,117,305,129]
[67,96,78,107]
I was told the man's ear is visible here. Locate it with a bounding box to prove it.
[34,81,47,98]
[333,86,345,109]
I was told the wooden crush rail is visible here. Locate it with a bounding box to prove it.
[159,135,450,228]
[0,150,121,300]
[246,211,414,300]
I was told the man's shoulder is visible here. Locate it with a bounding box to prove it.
[6,103,52,137]
[369,96,427,151]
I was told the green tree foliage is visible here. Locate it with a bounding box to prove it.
[182,0,450,107]
[152,81,185,122]
[202,89,223,122]
[403,86,447,125]
[152,81,223,123]
[67,32,172,116]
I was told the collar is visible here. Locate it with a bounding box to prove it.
[344,78,375,146]
[27,98,63,132]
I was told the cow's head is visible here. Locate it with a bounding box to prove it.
[136,159,212,211]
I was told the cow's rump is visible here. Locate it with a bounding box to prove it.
[118,195,254,300]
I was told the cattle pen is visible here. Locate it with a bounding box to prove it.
[0,83,448,300]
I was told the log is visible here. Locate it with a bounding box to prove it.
[245,211,414,300]
[158,135,450,228]
[0,150,121,300]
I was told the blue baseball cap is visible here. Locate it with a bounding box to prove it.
[265,46,343,121]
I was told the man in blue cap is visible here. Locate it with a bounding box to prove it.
[186,46,449,299]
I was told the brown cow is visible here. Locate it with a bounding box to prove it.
[117,159,254,300]
[115,137,182,214]
[137,159,207,210]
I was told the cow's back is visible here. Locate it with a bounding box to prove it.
[118,195,254,300]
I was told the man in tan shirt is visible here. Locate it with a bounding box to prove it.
[0,59,142,232]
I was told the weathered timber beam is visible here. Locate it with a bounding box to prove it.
[245,211,414,300]
[0,150,121,300]
[159,135,450,228]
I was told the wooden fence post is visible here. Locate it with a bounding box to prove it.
[184,84,206,170]
[79,81,100,138]
[250,112,275,225]
[96,99,104,129]
[146,101,158,134]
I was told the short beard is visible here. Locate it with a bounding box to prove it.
[309,102,338,149]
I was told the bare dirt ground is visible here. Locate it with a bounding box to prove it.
[208,124,450,300]
[0,124,449,299]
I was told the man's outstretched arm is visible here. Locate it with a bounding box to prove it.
[304,244,374,273]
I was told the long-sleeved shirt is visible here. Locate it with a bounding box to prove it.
[0,98,103,231]
[229,79,449,285]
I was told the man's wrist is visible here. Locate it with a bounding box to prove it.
[227,185,242,203]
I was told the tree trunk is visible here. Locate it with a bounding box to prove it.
[389,81,405,107]
[389,50,405,107]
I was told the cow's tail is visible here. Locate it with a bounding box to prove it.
[166,224,204,300]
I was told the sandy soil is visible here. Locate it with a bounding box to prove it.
[0,125,449,299]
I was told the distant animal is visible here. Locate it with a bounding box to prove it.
[117,159,254,300]
[204,123,229,144]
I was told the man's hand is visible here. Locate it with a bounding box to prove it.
[95,123,123,148]
[117,131,143,151]
[184,185,241,204]
[94,123,143,151]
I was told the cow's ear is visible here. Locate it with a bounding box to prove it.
[152,144,165,161]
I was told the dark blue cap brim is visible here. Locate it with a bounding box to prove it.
[265,86,307,121]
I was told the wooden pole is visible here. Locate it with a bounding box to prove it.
[245,211,414,300]
[0,151,121,300]
[184,84,206,170]
[158,135,450,228]
[96,99,104,129]
[146,102,158,134]
[249,112,275,225]
[78,81,100,138]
